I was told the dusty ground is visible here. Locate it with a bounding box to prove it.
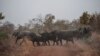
[14,40,98,56]
[0,32,100,56]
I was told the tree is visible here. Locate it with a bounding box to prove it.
[80,12,90,25]
[71,19,80,29]
[2,21,15,34]
[53,20,69,30]
[0,12,7,40]
[31,15,43,33]
[0,21,14,40]
[43,14,55,32]
[17,24,24,31]
[0,12,5,20]
[0,12,5,25]
[94,13,100,32]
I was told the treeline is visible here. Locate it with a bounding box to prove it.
[15,12,100,33]
[0,12,100,40]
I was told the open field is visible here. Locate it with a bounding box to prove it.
[0,32,100,56]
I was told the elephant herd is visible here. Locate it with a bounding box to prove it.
[12,26,92,46]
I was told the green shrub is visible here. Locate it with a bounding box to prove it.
[0,32,8,40]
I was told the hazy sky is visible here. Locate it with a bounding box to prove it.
[0,0,100,25]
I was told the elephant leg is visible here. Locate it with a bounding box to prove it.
[56,40,59,45]
[70,39,74,44]
[55,40,58,45]
[59,39,62,45]
[20,38,26,45]
[45,41,47,46]
[42,40,44,46]
[47,40,50,46]
[16,38,19,44]
[44,40,48,46]
[32,42,35,46]
[53,40,57,46]
[20,38,24,45]
[65,40,68,44]
[37,41,40,46]
[41,40,46,46]
[56,38,59,45]
[42,41,46,46]
[53,41,55,46]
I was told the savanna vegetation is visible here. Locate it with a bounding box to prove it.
[0,12,100,56]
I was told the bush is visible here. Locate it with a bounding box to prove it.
[0,32,8,40]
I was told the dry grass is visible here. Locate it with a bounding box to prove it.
[0,32,100,56]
